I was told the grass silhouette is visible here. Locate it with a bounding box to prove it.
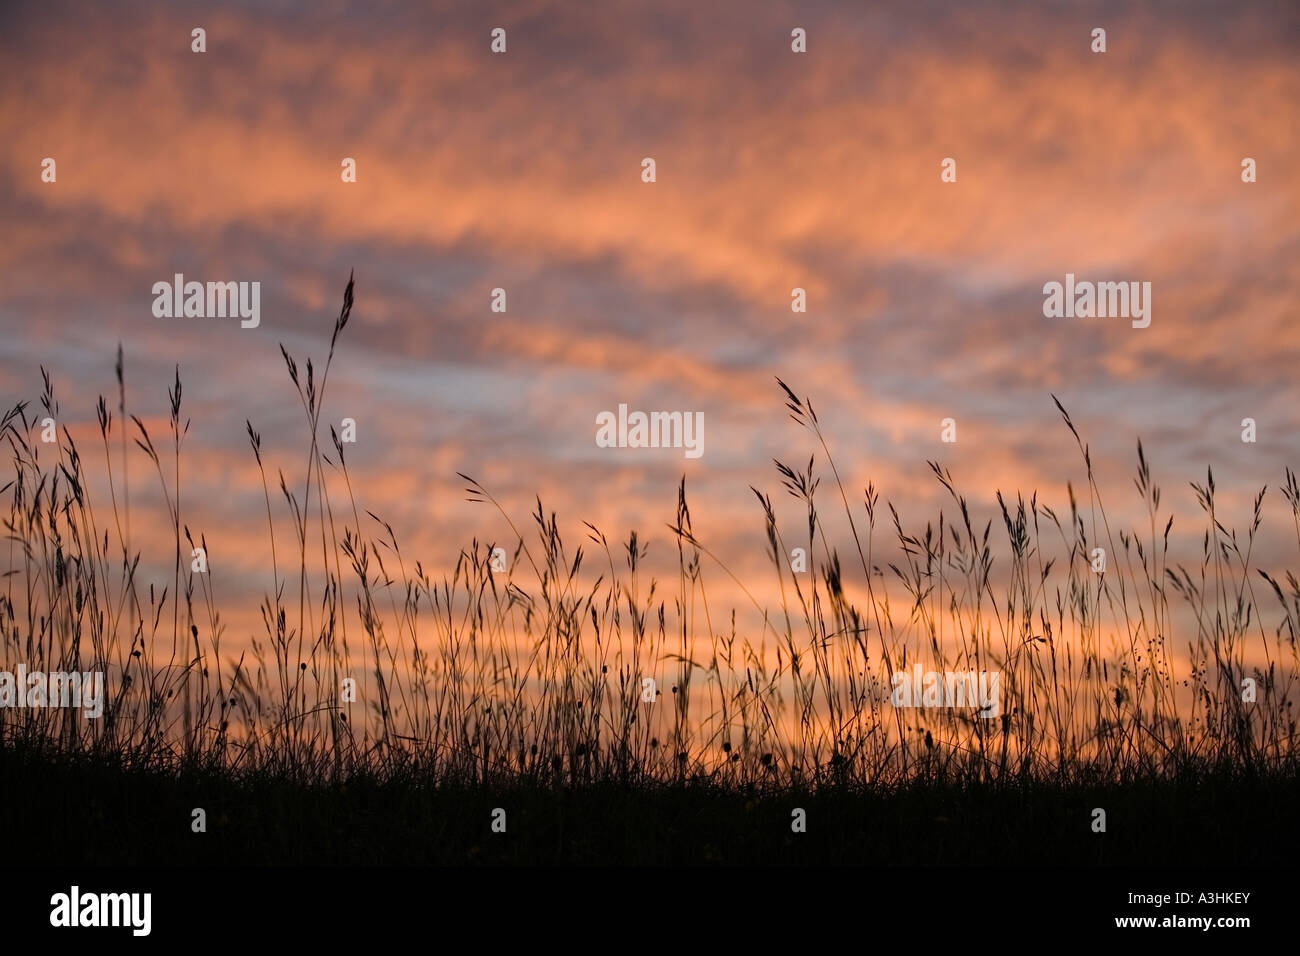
[3,274,1298,864]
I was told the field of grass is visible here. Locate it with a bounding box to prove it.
[3,275,1297,865]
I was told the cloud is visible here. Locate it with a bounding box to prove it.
[1,0,1297,649]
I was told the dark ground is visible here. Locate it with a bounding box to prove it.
[3,743,1298,865]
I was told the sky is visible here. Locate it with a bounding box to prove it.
[1,0,1298,655]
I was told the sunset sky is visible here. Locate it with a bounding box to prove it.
[2,0,1298,645]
